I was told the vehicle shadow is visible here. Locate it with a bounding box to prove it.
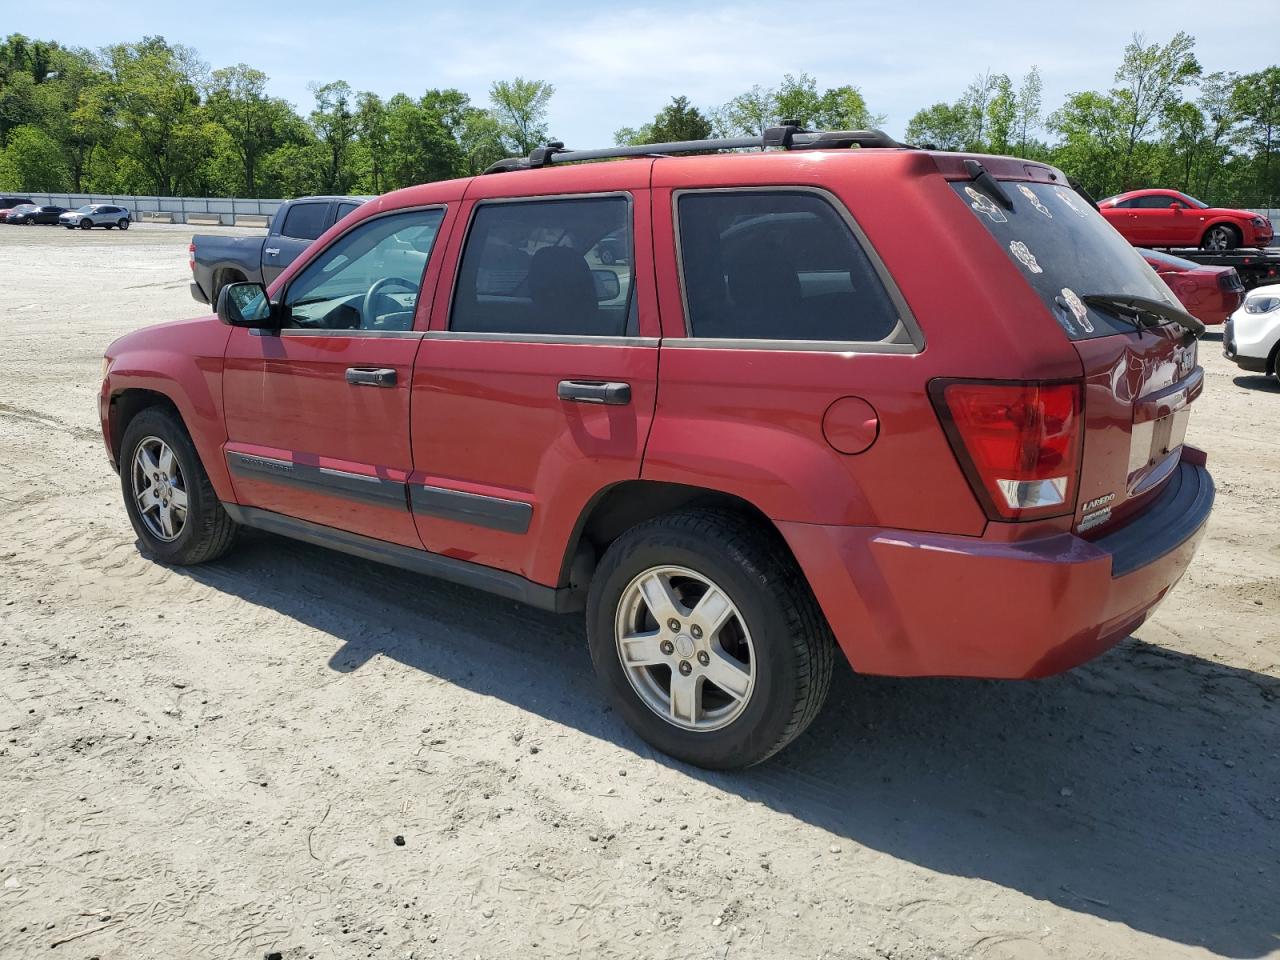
[1199,330,1223,342]
[1233,374,1280,393]
[171,530,1280,958]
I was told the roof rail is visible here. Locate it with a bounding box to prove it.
[482,124,912,174]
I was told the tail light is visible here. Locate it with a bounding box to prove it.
[929,379,1083,521]
[1219,270,1244,292]
[188,242,195,272]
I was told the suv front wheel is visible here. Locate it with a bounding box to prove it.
[587,509,834,769]
[120,407,238,565]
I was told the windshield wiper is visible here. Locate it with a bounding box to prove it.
[1081,293,1204,339]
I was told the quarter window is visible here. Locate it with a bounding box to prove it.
[281,202,330,241]
[676,191,901,342]
[450,196,635,337]
[283,209,445,332]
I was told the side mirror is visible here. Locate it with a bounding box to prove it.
[592,269,621,302]
[217,281,279,328]
[1169,202,1183,211]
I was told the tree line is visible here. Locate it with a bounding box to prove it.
[0,31,1276,206]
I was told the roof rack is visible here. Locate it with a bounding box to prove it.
[483,123,911,174]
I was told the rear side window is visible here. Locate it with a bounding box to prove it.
[337,202,361,220]
[281,202,329,241]
[954,180,1177,340]
[676,191,902,343]
[450,196,635,337]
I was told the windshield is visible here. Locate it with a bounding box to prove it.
[1141,248,1202,270]
[953,180,1179,340]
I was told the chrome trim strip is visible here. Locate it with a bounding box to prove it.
[669,185,924,352]
[410,484,533,534]
[659,337,919,354]
[226,451,408,509]
[420,331,657,346]
[252,328,424,339]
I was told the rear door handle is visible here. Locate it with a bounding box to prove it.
[346,367,397,387]
[557,380,631,405]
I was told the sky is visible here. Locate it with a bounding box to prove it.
[2,0,1277,147]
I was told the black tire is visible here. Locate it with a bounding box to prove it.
[118,218,129,230]
[1201,224,1239,251]
[119,406,239,565]
[586,508,835,769]
[79,218,93,230]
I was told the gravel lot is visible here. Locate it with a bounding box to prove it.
[0,222,1276,960]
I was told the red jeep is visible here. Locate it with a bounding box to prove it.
[100,128,1214,769]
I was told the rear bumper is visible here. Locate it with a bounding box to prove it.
[780,452,1214,680]
[190,281,210,304]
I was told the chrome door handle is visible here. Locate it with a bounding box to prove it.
[346,367,397,387]
[264,247,281,256]
[557,380,631,405]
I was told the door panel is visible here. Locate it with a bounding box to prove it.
[409,170,660,586]
[223,331,423,545]
[222,204,456,547]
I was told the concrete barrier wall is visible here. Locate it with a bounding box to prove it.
[19,193,285,225]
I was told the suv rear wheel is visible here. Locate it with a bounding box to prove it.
[586,509,834,769]
[120,407,238,565]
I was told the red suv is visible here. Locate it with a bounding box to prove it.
[100,128,1214,769]
[1099,188,1274,250]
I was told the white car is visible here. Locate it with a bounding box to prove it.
[58,204,132,230]
[1224,284,1280,379]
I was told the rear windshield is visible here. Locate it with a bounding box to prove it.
[953,180,1178,340]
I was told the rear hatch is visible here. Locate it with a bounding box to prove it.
[949,168,1203,538]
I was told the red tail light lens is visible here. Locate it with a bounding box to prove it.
[930,379,1083,521]
[188,242,195,272]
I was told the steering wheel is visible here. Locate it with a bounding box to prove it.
[362,276,418,327]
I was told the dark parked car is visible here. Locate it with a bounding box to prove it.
[59,204,132,230]
[189,196,366,305]
[5,204,67,225]
[0,196,33,220]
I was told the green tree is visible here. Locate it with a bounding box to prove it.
[0,123,68,189]
[1232,66,1280,201]
[206,64,295,196]
[723,84,776,137]
[905,102,970,149]
[102,37,212,195]
[308,80,357,192]
[985,74,1015,154]
[1014,67,1043,154]
[489,77,554,154]
[814,85,884,130]
[1112,31,1201,187]
[615,95,712,145]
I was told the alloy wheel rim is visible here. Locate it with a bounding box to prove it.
[131,436,188,542]
[614,565,756,732]
[1207,228,1229,250]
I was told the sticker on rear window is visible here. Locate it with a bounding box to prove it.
[964,186,1007,223]
[1018,184,1053,218]
[1059,287,1094,333]
[1009,240,1043,274]
[1053,186,1089,218]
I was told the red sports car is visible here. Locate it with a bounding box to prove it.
[1140,249,1245,325]
[1100,189,1274,251]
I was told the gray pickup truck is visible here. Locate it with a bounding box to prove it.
[189,196,366,305]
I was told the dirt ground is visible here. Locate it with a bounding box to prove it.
[0,222,1276,960]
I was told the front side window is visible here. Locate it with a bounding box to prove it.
[677,191,903,343]
[281,202,329,241]
[450,196,635,337]
[283,208,445,332]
